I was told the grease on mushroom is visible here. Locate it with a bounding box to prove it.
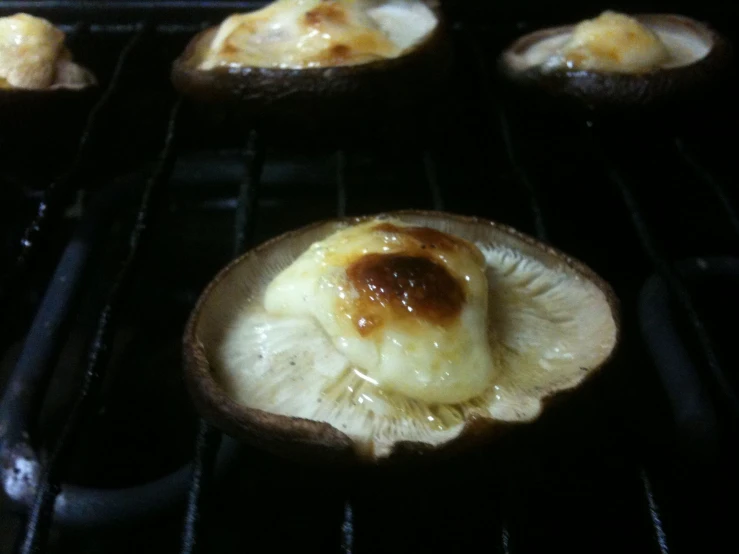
[198,0,438,70]
[0,13,95,90]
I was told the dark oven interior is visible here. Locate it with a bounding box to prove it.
[1,1,738,553]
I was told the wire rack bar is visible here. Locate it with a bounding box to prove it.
[423,151,445,211]
[602,153,739,415]
[497,107,548,241]
[336,150,348,217]
[640,469,670,554]
[674,137,739,241]
[179,129,266,554]
[16,99,182,552]
[234,130,266,256]
[465,25,548,241]
[180,422,222,554]
[500,524,511,554]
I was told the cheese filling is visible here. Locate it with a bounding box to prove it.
[263,220,496,404]
[199,0,438,70]
[510,11,712,74]
[0,13,95,90]
[545,11,669,73]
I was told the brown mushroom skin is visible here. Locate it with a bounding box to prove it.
[183,211,621,466]
[171,1,452,143]
[498,15,733,115]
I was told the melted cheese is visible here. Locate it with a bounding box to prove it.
[199,0,438,69]
[0,13,94,90]
[0,13,65,89]
[263,219,496,404]
[545,11,670,73]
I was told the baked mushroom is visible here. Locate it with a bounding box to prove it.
[499,11,731,108]
[0,13,97,142]
[171,0,450,125]
[184,212,619,463]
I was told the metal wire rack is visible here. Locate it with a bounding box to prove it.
[0,2,737,553]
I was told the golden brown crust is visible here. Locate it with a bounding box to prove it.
[347,254,465,335]
[183,210,621,465]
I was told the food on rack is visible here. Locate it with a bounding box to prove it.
[170,0,450,118]
[0,13,96,90]
[499,11,731,107]
[184,212,619,463]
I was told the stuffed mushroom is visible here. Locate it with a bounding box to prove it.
[0,12,97,142]
[184,212,619,463]
[499,11,731,108]
[171,0,451,124]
